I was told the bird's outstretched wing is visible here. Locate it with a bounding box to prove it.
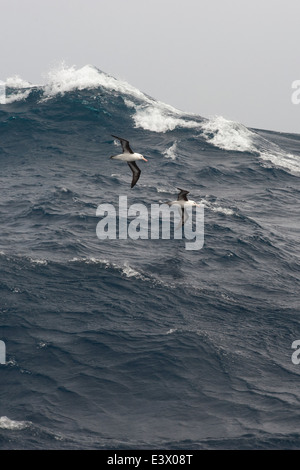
[127,161,141,188]
[177,188,189,201]
[111,135,134,154]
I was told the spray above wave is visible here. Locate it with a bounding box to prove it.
[1,64,155,104]
[42,64,202,132]
[2,63,202,133]
[42,64,149,101]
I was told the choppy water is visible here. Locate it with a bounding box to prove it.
[0,65,300,449]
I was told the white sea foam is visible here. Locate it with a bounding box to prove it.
[125,97,200,133]
[0,75,35,104]
[69,257,148,281]
[201,116,257,153]
[166,328,178,334]
[68,257,173,287]
[156,187,174,193]
[3,90,31,104]
[3,64,298,174]
[0,83,31,104]
[3,63,200,132]
[42,63,151,101]
[201,116,300,176]
[70,257,110,266]
[259,150,300,175]
[121,262,146,280]
[42,64,201,132]
[163,141,178,160]
[5,76,33,89]
[200,198,235,216]
[130,105,200,133]
[30,258,48,265]
[0,416,29,430]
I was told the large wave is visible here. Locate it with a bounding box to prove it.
[1,63,299,176]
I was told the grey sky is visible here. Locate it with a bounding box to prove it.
[1,0,299,133]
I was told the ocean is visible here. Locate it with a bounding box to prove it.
[0,64,299,450]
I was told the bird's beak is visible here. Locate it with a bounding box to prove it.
[142,157,148,161]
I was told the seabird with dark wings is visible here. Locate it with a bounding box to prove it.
[110,135,147,188]
[167,188,201,227]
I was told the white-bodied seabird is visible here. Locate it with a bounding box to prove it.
[110,135,148,188]
[167,188,201,227]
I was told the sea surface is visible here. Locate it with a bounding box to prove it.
[0,65,300,450]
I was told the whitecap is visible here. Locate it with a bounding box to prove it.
[0,89,31,105]
[0,75,35,104]
[124,98,200,133]
[30,258,48,265]
[200,198,235,216]
[201,116,300,176]
[0,416,29,431]
[163,141,178,160]
[131,105,200,133]
[201,116,256,153]
[69,257,110,267]
[2,63,200,133]
[259,150,300,175]
[156,187,174,193]
[70,257,147,280]
[68,257,173,287]
[166,328,178,334]
[5,76,33,89]
[121,262,147,281]
[42,63,152,101]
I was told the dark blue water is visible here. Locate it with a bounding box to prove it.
[0,65,300,449]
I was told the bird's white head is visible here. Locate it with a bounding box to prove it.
[137,153,148,161]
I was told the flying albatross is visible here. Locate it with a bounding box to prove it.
[110,135,148,188]
[167,188,201,227]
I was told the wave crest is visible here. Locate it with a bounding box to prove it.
[201,116,257,153]
[201,116,300,176]
[0,416,29,431]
